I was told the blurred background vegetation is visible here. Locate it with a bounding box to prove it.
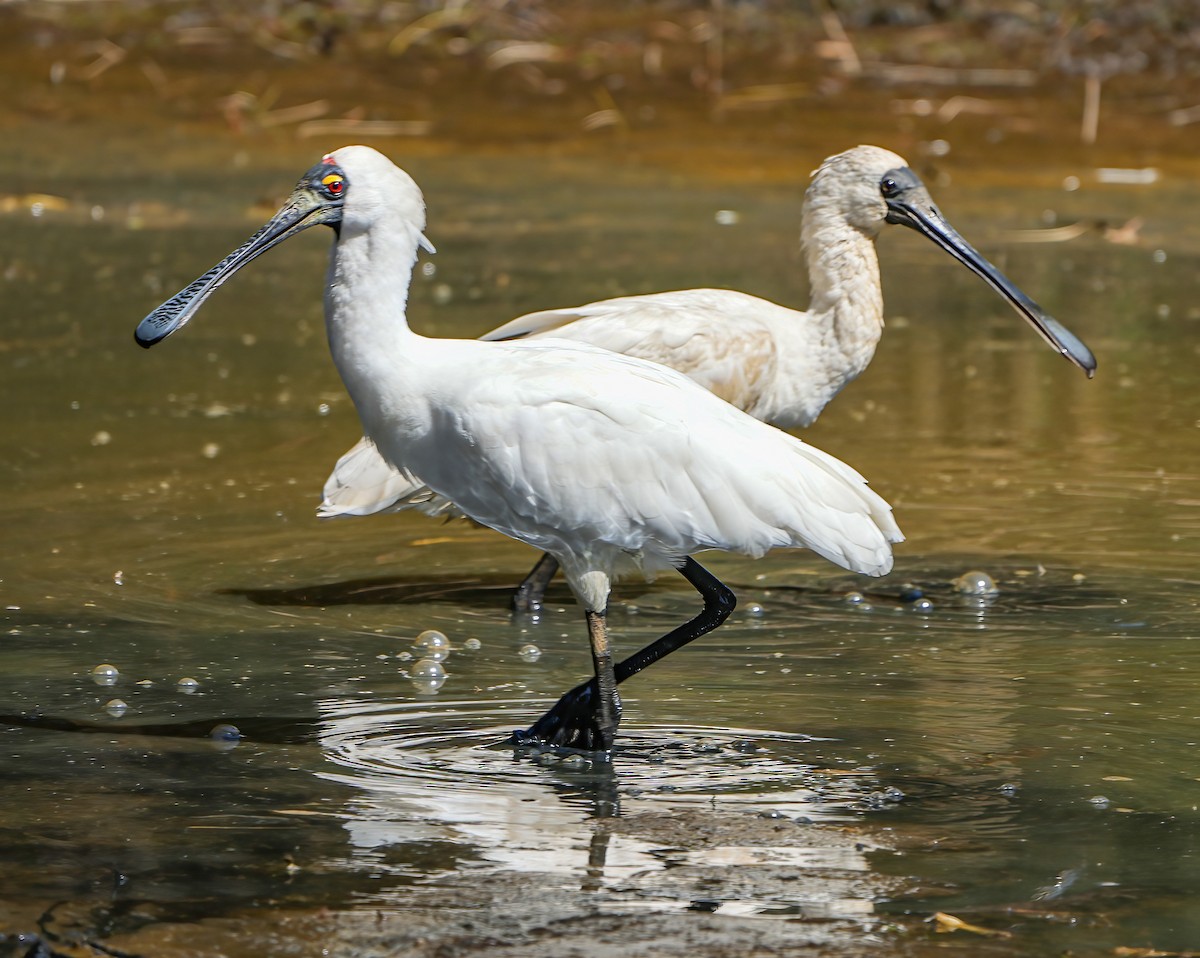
[7,1,1200,177]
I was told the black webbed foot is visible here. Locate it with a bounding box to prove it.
[511,678,620,753]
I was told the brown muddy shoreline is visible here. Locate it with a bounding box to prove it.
[9,1,1200,182]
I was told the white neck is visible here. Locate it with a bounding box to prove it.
[801,201,886,384]
[323,214,427,444]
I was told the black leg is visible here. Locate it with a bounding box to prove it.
[511,552,560,613]
[512,558,736,750]
[613,557,736,682]
[587,609,620,750]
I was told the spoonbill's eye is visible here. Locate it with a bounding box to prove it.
[880,176,900,198]
[322,173,345,196]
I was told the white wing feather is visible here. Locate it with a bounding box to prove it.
[320,289,818,519]
[481,290,786,417]
[363,340,900,582]
[318,435,463,520]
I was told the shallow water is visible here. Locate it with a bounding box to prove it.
[3,113,1200,955]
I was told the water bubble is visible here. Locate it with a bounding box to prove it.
[1088,795,1111,809]
[113,570,124,586]
[90,430,112,447]
[745,603,765,617]
[909,598,935,614]
[410,658,447,694]
[714,209,740,226]
[414,629,451,662]
[999,782,1019,797]
[881,786,905,803]
[104,699,128,717]
[396,651,413,662]
[954,570,999,596]
[210,723,241,741]
[462,637,481,651]
[844,591,865,605]
[518,644,542,662]
[91,664,120,686]
[177,676,200,693]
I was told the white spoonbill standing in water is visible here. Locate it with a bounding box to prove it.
[135,145,903,752]
[320,145,1096,612]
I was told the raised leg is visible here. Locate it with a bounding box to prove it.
[511,553,560,613]
[612,558,736,682]
[512,558,736,751]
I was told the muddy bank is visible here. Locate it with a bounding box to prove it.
[9,0,1200,180]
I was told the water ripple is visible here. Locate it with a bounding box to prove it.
[317,698,881,814]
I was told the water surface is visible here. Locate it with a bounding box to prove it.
[2,115,1199,956]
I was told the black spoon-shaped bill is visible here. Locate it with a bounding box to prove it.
[135,170,343,348]
[882,167,1097,379]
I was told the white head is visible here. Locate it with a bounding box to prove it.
[134,145,434,347]
[805,145,913,237]
[323,145,431,248]
[796,143,1096,377]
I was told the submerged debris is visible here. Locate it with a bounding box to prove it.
[930,911,1013,938]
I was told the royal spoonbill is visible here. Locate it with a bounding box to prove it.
[135,145,903,752]
[319,144,1095,611]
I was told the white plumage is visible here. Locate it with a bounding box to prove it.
[366,338,896,579]
[317,145,1094,614]
[136,145,904,750]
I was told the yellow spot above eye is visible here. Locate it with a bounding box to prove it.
[322,174,344,190]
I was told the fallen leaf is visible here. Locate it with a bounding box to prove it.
[931,912,1012,938]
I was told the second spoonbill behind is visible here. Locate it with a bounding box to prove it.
[135,145,903,753]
